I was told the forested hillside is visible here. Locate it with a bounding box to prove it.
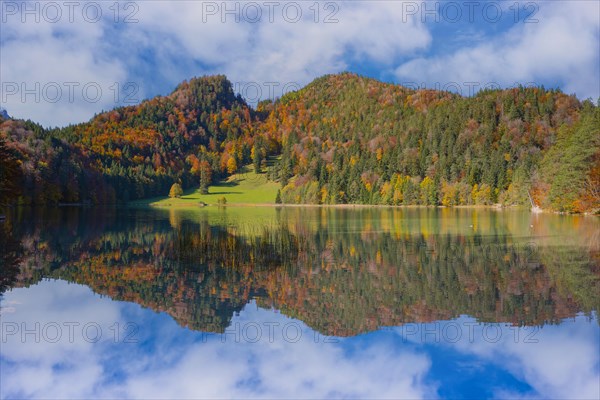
[262,73,599,212]
[1,73,598,212]
[0,76,273,205]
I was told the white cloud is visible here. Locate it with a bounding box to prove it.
[126,1,432,102]
[394,1,600,99]
[0,1,129,127]
[1,1,431,126]
[2,1,598,127]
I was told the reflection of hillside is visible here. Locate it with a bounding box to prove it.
[0,220,22,296]
[10,208,600,336]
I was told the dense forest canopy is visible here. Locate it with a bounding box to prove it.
[1,73,598,212]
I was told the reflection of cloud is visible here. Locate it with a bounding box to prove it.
[455,318,600,400]
[2,281,598,399]
[122,306,435,399]
[1,281,434,399]
[396,316,600,400]
[0,280,125,398]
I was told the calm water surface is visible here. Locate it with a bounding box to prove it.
[1,207,599,399]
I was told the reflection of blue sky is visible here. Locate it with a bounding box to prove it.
[1,280,599,399]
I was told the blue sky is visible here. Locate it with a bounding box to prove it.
[1,0,599,127]
[1,280,599,399]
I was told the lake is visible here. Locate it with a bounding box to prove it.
[1,207,599,399]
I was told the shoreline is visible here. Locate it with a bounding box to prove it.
[146,202,520,210]
[140,202,599,215]
[6,202,598,216]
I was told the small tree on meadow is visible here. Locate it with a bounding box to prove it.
[169,183,183,198]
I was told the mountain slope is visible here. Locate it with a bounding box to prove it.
[1,73,598,212]
[1,76,277,203]
[261,73,598,212]
[56,75,261,201]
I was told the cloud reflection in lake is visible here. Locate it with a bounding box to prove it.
[2,280,598,399]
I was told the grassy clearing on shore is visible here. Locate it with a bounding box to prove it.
[133,164,280,207]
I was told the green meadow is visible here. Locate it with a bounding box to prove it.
[133,164,280,207]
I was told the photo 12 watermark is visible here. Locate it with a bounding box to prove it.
[397,321,540,344]
[395,1,539,24]
[0,1,541,26]
[196,1,340,24]
[198,321,340,344]
[1,81,140,105]
[159,1,539,25]
[398,80,541,97]
[0,1,139,24]
[233,81,302,104]
[405,241,541,258]
[1,321,140,344]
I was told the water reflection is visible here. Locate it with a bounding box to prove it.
[1,281,598,399]
[7,207,599,334]
[1,207,599,398]
[0,219,22,295]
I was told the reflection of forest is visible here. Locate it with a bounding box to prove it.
[6,207,600,336]
[0,220,22,295]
